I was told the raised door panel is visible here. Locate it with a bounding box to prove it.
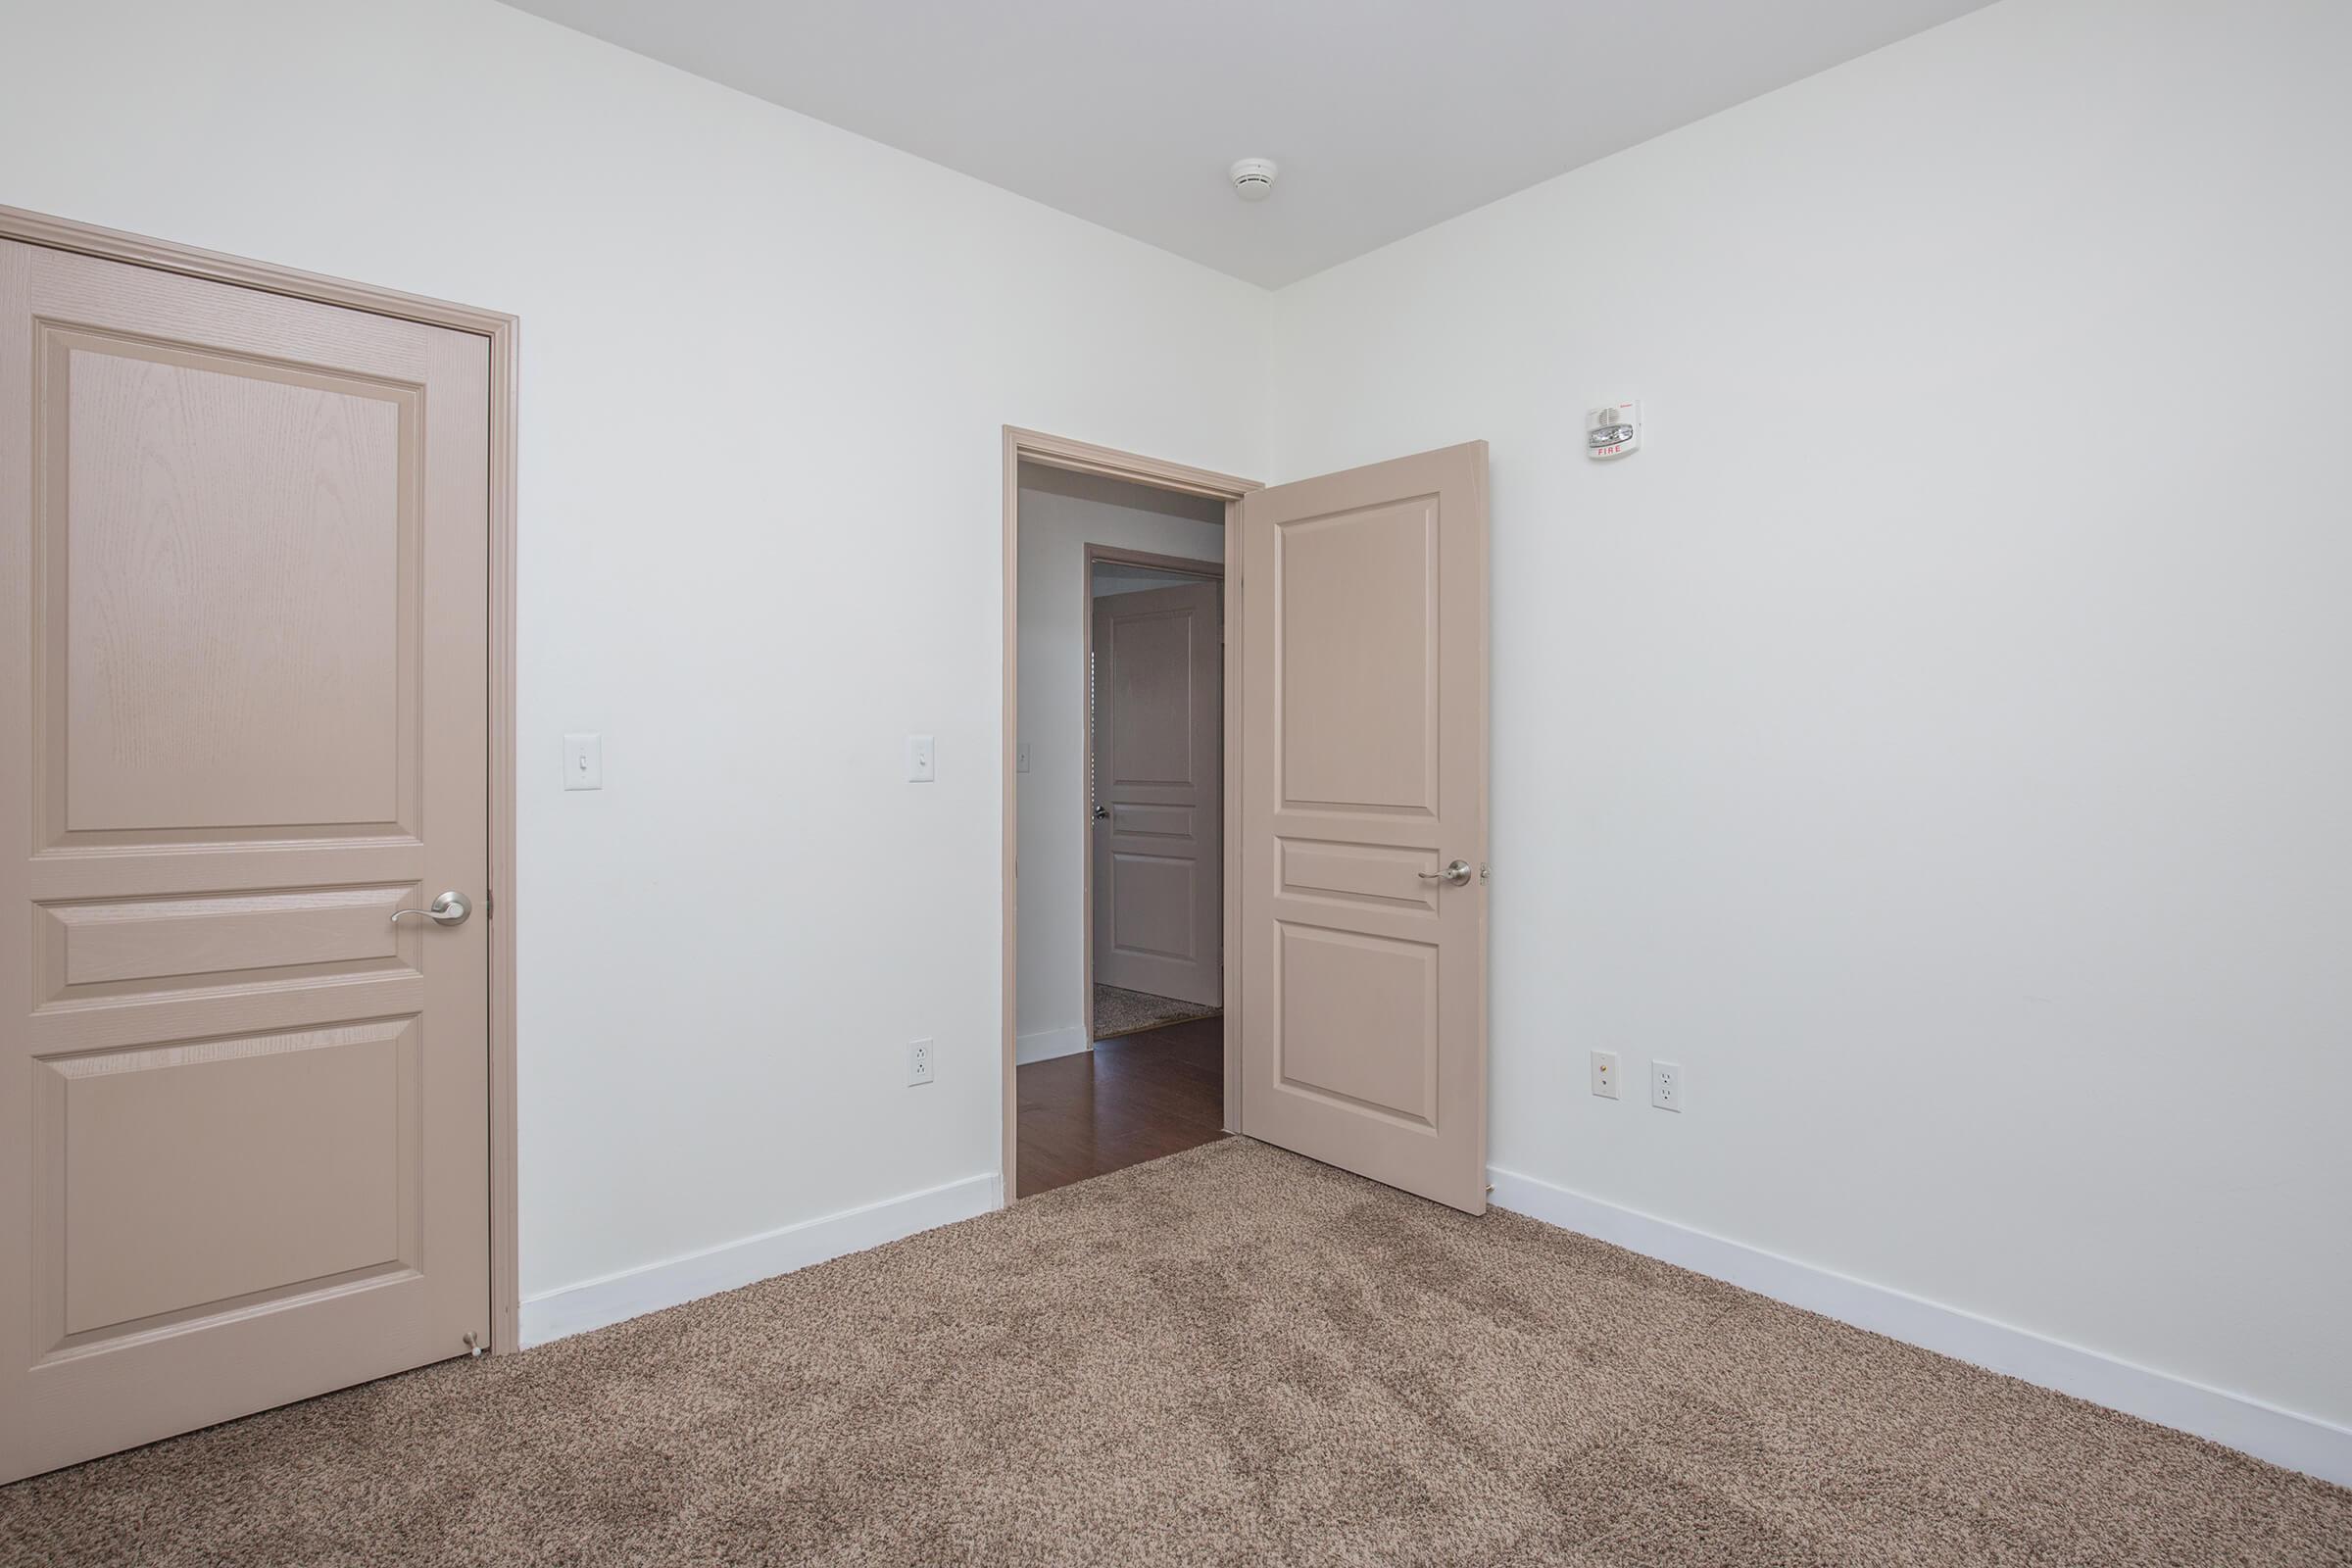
[1273,924,1439,1126]
[1110,853,1200,963]
[38,885,414,999]
[1277,500,1437,813]
[0,237,490,1482]
[47,1020,416,1340]
[51,336,412,839]
[1279,840,1441,914]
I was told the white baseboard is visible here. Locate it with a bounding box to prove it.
[1488,1165,2352,1490]
[519,1172,1001,1347]
[1015,1025,1090,1064]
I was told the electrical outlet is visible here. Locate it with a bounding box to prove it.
[1591,1051,1620,1099]
[907,1038,935,1086]
[1650,1060,1684,1112]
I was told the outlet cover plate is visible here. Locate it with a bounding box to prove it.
[1591,1050,1620,1099]
[1650,1059,1684,1112]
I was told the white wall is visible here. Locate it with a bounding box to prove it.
[1015,466,1225,1062]
[1268,0,2352,1431]
[0,0,1269,1305]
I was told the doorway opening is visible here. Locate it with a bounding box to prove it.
[1003,432,1257,1200]
[1003,429,1492,1215]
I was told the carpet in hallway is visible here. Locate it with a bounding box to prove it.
[2,1138,2344,1567]
[1093,981,1218,1039]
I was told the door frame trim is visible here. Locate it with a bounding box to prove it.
[1079,545,1225,1048]
[1003,428,1258,1200]
[1,205,525,1353]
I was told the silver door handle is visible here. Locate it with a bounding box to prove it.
[1418,859,1474,887]
[391,891,471,927]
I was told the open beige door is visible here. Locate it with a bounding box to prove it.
[1238,443,1489,1213]
[1091,580,1224,1009]
[0,239,492,1480]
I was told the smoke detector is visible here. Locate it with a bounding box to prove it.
[1229,158,1279,202]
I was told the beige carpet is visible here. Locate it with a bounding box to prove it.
[1093,981,1219,1040]
[3,1140,2345,1567]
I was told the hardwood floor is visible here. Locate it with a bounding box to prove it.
[1016,1014,1225,1199]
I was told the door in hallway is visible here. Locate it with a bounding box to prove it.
[1091,579,1223,1008]
[0,237,494,1480]
[1235,443,1490,1214]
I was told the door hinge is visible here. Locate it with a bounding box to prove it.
[484,888,495,919]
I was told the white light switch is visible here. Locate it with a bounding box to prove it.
[906,734,936,783]
[563,732,602,791]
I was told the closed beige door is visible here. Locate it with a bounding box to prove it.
[0,240,492,1481]
[1091,581,1223,1008]
[1238,443,1489,1213]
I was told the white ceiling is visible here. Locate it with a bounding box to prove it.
[502,0,1996,288]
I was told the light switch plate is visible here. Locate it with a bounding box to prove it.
[906,734,936,783]
[563,732,602,791]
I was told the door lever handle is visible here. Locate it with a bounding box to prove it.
[391,890,471,927]
[1418,859,1475,887]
